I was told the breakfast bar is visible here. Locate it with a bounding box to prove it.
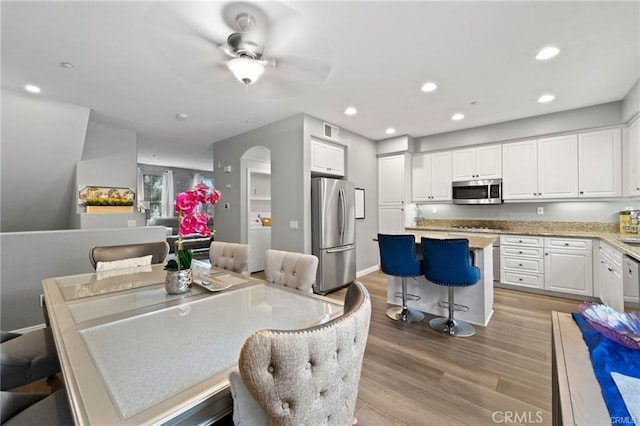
[385,231,496,326]
[42,263,343,425]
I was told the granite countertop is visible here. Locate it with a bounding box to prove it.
[407,220,640,261]
[405,230,496,250]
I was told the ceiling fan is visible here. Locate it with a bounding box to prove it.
[143,1,332,98]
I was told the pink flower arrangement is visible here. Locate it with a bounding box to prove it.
[166,183,221,271]
[175,183,221,237]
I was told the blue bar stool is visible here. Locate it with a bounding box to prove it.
[377,234,424,323]
[421,237,480,337]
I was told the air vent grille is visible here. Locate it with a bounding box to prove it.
[323,123,339,141]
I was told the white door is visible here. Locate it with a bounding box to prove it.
[624,119,640,196]
[411,153,432,201]
[502,140,538,199]
[544,249,593,296]
[537,135,579,198]
[451,149,475,181]
[326,144,345,176]
[578,129,621,197]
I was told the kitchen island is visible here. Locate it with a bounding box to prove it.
[385,230,496,326]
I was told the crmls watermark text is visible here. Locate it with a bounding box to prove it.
[492,411,544,424]
[611,416,638,424]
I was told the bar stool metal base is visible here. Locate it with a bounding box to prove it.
[429,317,475,337]
[386,306,425,323]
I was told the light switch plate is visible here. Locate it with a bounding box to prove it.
[289,220,298,229]
[537,207,544,215]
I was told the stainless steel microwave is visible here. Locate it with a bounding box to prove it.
[452,179,502,205]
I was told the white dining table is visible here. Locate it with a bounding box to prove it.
[42,262,343,425]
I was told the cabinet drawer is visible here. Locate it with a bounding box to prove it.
[501,270,544,288]
[599,243,623,269]
[500,235,544,247]
[502,256,544,273]
[545,238,592,251]
[501,246,543,258]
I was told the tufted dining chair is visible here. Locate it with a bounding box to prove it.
[209,241,249,275]
[264,249,319,293]
[1,328,61,391]
[1,389,72,425]
[89,241,169,269]
[229,281,371,426]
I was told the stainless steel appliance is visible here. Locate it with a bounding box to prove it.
[452,179,502,204]
[311,177,356,294]
[622,255,640,302]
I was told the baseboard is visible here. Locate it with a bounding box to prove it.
[357,265,380,278]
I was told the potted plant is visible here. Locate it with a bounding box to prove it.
[165,183,221,294]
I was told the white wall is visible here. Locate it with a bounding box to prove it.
[415,102,622,152]
[1,89,90,231]
[622,78,640,123]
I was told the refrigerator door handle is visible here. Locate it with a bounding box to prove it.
[338,188,345,243]
[327,244,355,253]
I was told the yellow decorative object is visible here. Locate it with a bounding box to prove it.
[86,206,134,214]
[620,210,639,234]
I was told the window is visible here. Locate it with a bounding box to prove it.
[143,174,163,219]
[199,177,215,218]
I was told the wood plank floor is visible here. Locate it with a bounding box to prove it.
[324,270,581,426]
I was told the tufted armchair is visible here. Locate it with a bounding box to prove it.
[229,281,371,426]
[264,249,319,293]
[209,241,249,275]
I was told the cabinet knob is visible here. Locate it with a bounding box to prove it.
[518,263,523,267]
[518,240,523,243]
[608,267,612,272]
[518,278,523,282]
[518,251,523,254]
[579,191,584,194]
[564,243,569,246]
[545,253,549,256]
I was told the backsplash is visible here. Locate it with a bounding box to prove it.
[414,218,618,234]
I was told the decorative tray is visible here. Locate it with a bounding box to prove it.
[579,303,640,350]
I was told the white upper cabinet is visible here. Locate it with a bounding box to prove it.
[412,151,452,202]
[378,153,411,206]
[537,134,579,199]
[578,128,621,197]
[623,118,640,196]
[451,145,501,181]
[310,138,345,177]
[503,135,578,200]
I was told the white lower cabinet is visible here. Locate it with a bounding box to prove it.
[597,242,624,312]
[500,235,594,297]
[544,238,593,297]
[378,206,405,234]
[500,235,544,289]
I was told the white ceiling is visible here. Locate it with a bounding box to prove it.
[2,1,638,170]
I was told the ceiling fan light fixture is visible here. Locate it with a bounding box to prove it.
[227,57,265,85]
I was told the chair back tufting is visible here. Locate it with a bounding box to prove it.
[236,281,371,426]
[377,233,422,277]
[264,249,319,293]
[209,241,249,274]
[421,237,480,286]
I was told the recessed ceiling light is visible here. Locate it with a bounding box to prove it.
[451,113,465,121]
[24,84,41,94]
[421,82,438,92]
[385,128,396,135]
[536,46,560,60]
[59,61,74,69]
[175,113,188,121]
[538,94,555,103]
[344,107,357,116]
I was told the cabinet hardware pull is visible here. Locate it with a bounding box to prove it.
[564,243,569,246]
[519,263,523,267]
[518,278,523,281]
[608,267,612,272]
[518,251,523,254]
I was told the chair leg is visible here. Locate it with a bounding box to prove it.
[386,277,425,323]
[428,287,475,337]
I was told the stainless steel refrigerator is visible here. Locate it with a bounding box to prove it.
[311,177,356,294]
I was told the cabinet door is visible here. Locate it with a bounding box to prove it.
[623,119,640,196]
[411,153,432,201]
[451,149,476,181]
[537,135,579,198]
[378,155,406,205]
[475,145,502,179]
[544,249,593,296]
[326,144,345,176]
[502,140,539,199]
[578,129,621,197]
[430,151,452,201]
[378,206,405,234]
[599,259,624,312]
[310,139,328,172]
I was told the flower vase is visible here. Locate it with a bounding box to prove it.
[165,268,192,294]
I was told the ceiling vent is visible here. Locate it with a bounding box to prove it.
[323,123,339,141]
